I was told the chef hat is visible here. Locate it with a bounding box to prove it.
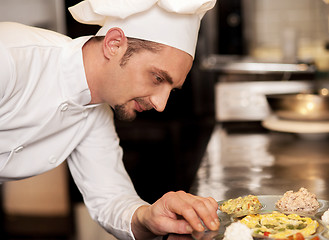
[68,0,217,58]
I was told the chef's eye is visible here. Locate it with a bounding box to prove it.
[153,74,164,84]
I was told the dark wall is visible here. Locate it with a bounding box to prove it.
[217,0,245,55]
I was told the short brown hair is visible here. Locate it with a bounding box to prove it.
[120,37,163,67]
[91,36,163,66]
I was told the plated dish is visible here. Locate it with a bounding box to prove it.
[192,195,329,240]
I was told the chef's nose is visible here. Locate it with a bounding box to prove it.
[150,88,171,112]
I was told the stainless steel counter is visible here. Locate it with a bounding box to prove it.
[190,124,329,201]
[167,124,329,240]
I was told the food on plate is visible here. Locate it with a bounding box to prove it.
[278,232,305,240]
[219,195,262,215]
[276,187,320,215]
[239,211,319,238]
[309,236,320,240]
[278,233,319,240]
[321,208,329,225]
[222,222,253,240]
[286,233,305,240]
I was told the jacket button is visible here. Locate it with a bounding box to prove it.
[14,146,24,153]
[49,156,57,164]
[60,103,69,111]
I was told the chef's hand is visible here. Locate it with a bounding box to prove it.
[131,191,220,240]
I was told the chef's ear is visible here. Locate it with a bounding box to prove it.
[103,27,127,59]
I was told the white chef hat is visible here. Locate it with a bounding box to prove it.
[68,0,217,58]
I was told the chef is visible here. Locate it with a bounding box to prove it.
[0,0,219,239]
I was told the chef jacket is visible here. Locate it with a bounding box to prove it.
[0,22,148,240]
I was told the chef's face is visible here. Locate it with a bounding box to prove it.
[105,36,193,121]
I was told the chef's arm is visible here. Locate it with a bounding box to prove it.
[131,191,220,240]
[67,105,150,239]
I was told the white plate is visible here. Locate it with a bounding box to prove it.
[262,115,329,134]
[192,195,329,240]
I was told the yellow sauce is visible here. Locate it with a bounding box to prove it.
[240,211,318,238]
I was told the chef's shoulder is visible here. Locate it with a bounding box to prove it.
[0,22,71,48]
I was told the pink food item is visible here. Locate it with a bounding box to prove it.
[276,187,320,215]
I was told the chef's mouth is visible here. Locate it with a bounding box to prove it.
[134,100,151,112]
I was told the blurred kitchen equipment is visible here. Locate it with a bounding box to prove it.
[201,55,317,122]
[266,92,329,121]
[214,81,313,121]
[281,28,298,63]
[262,114,329,140]
[201,54,316,80]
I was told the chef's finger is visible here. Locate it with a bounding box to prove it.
[160,218,195,234]
[168,192,219,231]
[181,193,219,231]
[207,196,219,209]
[163,192,204,232]
[194,195,218,213]
[193,196,220,230]
[173,192,219,230]
[189,199,219,231]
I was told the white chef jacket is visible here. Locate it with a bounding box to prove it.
[0,22,148,240]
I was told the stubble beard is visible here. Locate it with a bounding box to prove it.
[114,103,136,122]
[114,98,152,122]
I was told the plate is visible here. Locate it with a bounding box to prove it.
[262,115,329,134]
[192,195,329,240]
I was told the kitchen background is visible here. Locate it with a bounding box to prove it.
[0,0,329,239]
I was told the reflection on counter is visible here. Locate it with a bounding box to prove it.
[190,125,329,201]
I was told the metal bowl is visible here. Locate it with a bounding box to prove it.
[266,93,329,121]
